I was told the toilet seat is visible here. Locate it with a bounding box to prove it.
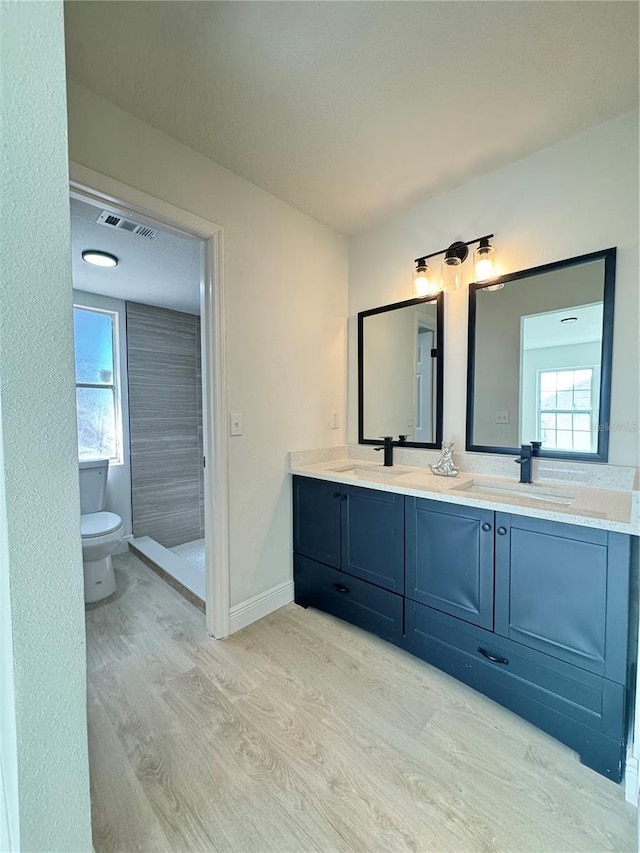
[81,511,123,538]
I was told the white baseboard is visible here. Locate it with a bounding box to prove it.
[624,753,639,806]
[229,580,294,634]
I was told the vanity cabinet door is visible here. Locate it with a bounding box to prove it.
[494,513,630,683]
[293,476,342,569]
[341,486,404,593]
[405,498,495,629]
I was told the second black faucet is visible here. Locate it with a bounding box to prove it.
[515,441,542,483]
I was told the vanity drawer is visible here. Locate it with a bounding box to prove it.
[294,555,403,643]
[405,600,625,741]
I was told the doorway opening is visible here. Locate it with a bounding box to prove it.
[70,165,230,638]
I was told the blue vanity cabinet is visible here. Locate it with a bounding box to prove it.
[405,497,495,629]
[293,474,634,782]
[494,513,631,684]
[341,484,404,593]
[293,476,342,569]
[295,554,403,643]
[293,476,404,642]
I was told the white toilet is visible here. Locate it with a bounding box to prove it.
[80,459,124,603]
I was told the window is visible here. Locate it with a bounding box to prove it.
[73,305,122,463]
[537,368,595,452]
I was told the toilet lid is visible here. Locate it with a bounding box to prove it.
[81,511,122,538]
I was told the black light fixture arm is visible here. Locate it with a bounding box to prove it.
[414,234,494,265]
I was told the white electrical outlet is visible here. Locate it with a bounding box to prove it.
[330,411,339,430]
[495,411,510,424]
[230,413,243,436]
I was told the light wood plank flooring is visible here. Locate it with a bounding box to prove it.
[86,552,636,852]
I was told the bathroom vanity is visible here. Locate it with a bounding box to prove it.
[290,457,637,783]
[292,245,637,783]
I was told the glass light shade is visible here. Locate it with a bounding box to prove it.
[82,250,118,268]
[413,262,442,297]
[474,243,495,281]
[442,255,462,292]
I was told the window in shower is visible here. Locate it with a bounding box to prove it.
[73,305,123,463]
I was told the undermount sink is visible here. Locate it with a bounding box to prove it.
[451,478,576,506]
[325,463,411,479]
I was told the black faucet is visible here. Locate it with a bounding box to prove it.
[515,441,542,484]
[374,435,407,466]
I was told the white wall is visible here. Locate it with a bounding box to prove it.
[349,111,640,467]
[0,3,92,850]
[73,290,133,544]
[66,82,349,607]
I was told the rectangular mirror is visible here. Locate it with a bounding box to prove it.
[467,248,616,462]
[358,294,444,448]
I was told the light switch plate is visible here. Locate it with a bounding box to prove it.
[230,413,243,436]
[330,411,339,430]
[495,411,510,424]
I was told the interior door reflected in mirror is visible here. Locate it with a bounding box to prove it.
[358,294,444,448]
[467,248,616,462]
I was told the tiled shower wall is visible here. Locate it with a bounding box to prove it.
[126,302,204,548]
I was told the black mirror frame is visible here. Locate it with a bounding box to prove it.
[358,293,444,449]
[466,247,617,463]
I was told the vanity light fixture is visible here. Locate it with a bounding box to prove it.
[412,260,441,296]
[82,250,119,268]
[474,237,496,281]
[413,234,495,296]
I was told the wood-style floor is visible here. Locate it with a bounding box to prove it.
[86,552,636,852]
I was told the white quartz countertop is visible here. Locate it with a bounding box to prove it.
[289,455,639,535]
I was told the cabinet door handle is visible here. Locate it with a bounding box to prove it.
[332,492,341,499]
[497,526,507,536]
[331,582,350,594]
[481,522,491,532]
[341,494,348,501]
[478,647,509,665]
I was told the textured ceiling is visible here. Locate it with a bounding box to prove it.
[70,198,202,314]
[64,1,639,234]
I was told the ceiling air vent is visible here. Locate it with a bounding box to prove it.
[96,210,157,239]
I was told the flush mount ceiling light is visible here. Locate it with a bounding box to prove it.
[561,316,578,324]
[82,250,119,268]
[413,234,496,296]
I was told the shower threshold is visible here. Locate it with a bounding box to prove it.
[130,535,205,610]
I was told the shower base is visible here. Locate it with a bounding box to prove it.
[130,535,206,606]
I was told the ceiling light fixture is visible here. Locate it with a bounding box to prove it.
[413,234,495,296]
[561,316,578,324]
[82,250,119,268]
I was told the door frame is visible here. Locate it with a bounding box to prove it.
[69,163,230,638]
[413,310,436,443]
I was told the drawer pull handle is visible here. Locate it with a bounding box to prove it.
[481,523,491,532]
[478,647,509,665]
[497,526,507,536]
[332,582,350,594]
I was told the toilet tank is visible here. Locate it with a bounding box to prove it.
[79,459,109,513]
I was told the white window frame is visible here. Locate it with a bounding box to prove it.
[73,303,124,465]
[536,365,596,453]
